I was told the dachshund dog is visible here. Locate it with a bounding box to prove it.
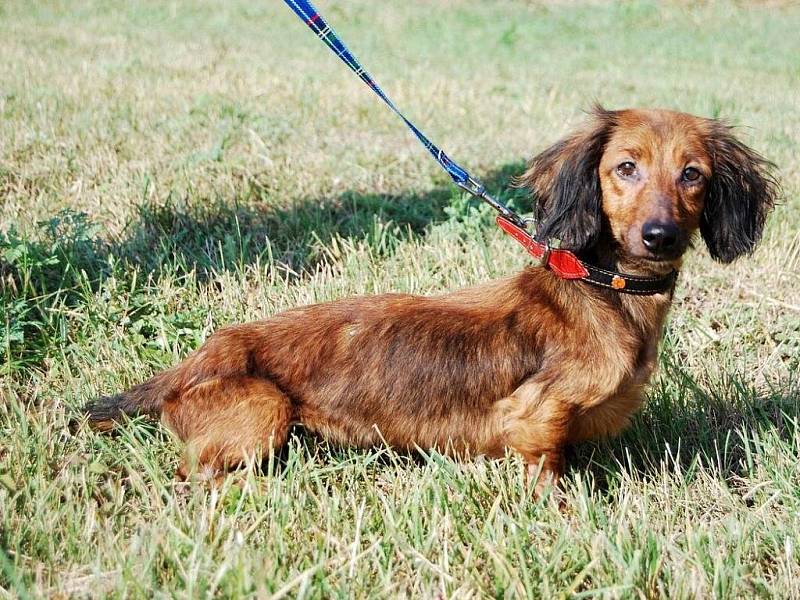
[86,107,777,494]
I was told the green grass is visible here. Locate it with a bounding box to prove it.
[2,0,799,597]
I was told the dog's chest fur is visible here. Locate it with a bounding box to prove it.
[562,289,671,443]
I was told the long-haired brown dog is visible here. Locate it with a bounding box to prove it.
[86,107,777,494]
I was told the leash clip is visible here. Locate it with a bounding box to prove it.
[456,176,528,229]
[532,237,560,268]
[522,216,537,233]
[455,176,486,198]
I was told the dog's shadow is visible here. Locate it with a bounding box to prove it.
[112,160,528,280]
[2,160,527,297]
[567,371,799,498]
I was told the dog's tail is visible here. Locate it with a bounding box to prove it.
[84,367,180,431]
[84,326,257,430]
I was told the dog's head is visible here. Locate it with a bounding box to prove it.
[519,107,778,267]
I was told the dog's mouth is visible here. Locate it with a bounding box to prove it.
[635,251,684,263]
[622,244,687,269]
[625,237,689,264]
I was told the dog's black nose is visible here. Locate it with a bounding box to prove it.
[641,221,679,254]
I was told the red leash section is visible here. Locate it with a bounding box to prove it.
[495,216,589,279]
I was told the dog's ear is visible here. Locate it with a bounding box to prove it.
[701,122,779,263]
[516,107,617,251]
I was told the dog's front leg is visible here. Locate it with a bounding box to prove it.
[498,379,574,498]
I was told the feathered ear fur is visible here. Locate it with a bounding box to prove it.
[701,121,779,263]
[516,106,618,251]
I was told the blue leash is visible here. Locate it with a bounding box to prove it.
[282,0,526,228]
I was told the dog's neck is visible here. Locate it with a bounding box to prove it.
[577,231,678,336]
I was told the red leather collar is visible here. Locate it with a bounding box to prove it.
[496,216,678,295]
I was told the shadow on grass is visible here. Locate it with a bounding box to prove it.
[113,160,528,278]
[569,366,800,497]
[2,160,528,289]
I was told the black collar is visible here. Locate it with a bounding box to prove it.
[580,262,678,295]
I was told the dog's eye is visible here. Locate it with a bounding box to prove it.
[682,167,702,183]
[616,162,637,178]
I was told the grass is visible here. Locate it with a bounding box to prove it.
[1,0,799,597]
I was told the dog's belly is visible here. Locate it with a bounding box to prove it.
[295,395,506,457]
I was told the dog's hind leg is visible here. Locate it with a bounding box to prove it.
[162,376,294,483]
